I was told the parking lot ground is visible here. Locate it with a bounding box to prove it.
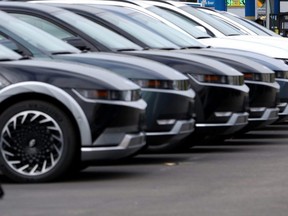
[1,123,288,216]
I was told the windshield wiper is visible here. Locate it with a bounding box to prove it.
[116,48,140,52]
[227,34,242,36]
[181,46,205,49]
[51,51,75,55]
[156,47,178,50]
[0,59,13,62]
[196,36,212,39]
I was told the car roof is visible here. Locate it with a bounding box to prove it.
[0,2,66,13]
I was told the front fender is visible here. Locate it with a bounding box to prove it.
[0,81,92,145]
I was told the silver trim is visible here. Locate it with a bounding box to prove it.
[276,78,288,82]
[196,112,249,127]
[146,119,195,136]
[249,108,279,121]
[82,132,145,151]
[81,132,146,160]
[278,103,288,116]
[0,82,92,145]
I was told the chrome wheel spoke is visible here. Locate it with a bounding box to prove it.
[51,134,62,142]
[21,112,29,124]
[3,128,11,138]
[30,164,39,174]
[2,138,11,148]
[50,153,55,166]
[3,150,14,157]
[30,113,40,122]
[53,144,61,155]
[41,160,47,173]
[8,160,21,165]
[39,118,51,124]
[18,164,29,172]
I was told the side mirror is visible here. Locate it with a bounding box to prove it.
[64,36,90,52]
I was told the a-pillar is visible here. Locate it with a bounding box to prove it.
[214,0,227,11]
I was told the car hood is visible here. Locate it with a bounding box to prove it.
[198,37,288,59]
[1,59,140,90]
[56,52,189,81]
[177,49,277,74]
[208,47,288,72]
[129,50,244,76]
[226,35,288,51]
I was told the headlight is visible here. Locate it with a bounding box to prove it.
[74,89,141,101]
[189,74,244,85]
[275,71,288,79]
[0,75,10,88]
[132,79,190,90]
[243,73,275,83]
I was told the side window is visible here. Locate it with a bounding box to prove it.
[0,32,30,56]
[0,33,19,51]
[11,13,75,40]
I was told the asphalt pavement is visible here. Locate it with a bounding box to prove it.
[1,123,288,216]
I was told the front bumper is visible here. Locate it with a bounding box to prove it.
[276,102,288,122]
[142,89,195,147]
[276,79,288,122]
[247,107,279,129]
[146,118,195,149]
[196,112,249,135]
[81,132,146,161]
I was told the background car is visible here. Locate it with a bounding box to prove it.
[197,7,281,37]
[39,3,279,138]
[178,49,280,131]
[53,3,281,131]
[50,3,205,50]
[206,47,288,123]
[129,51,249,146]
[114,0,288,60]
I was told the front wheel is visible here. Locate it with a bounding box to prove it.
[0,100,78,183]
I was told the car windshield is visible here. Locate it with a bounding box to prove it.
[0,43,22,60]
[147,6,212,38]
[95,5,205,48]
[94,10,179,49]
[221,12,281,37]
[52,10,143,51]
[178,5,245,36]
[1,11,80,54]
[197,10,251,35]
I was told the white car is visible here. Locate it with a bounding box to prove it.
[30,0,288,60]
[129,0,288,59]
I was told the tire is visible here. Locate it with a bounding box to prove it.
[0,184,4,199]
[0,100,78,183]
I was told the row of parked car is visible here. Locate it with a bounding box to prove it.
[0,0,288,183]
